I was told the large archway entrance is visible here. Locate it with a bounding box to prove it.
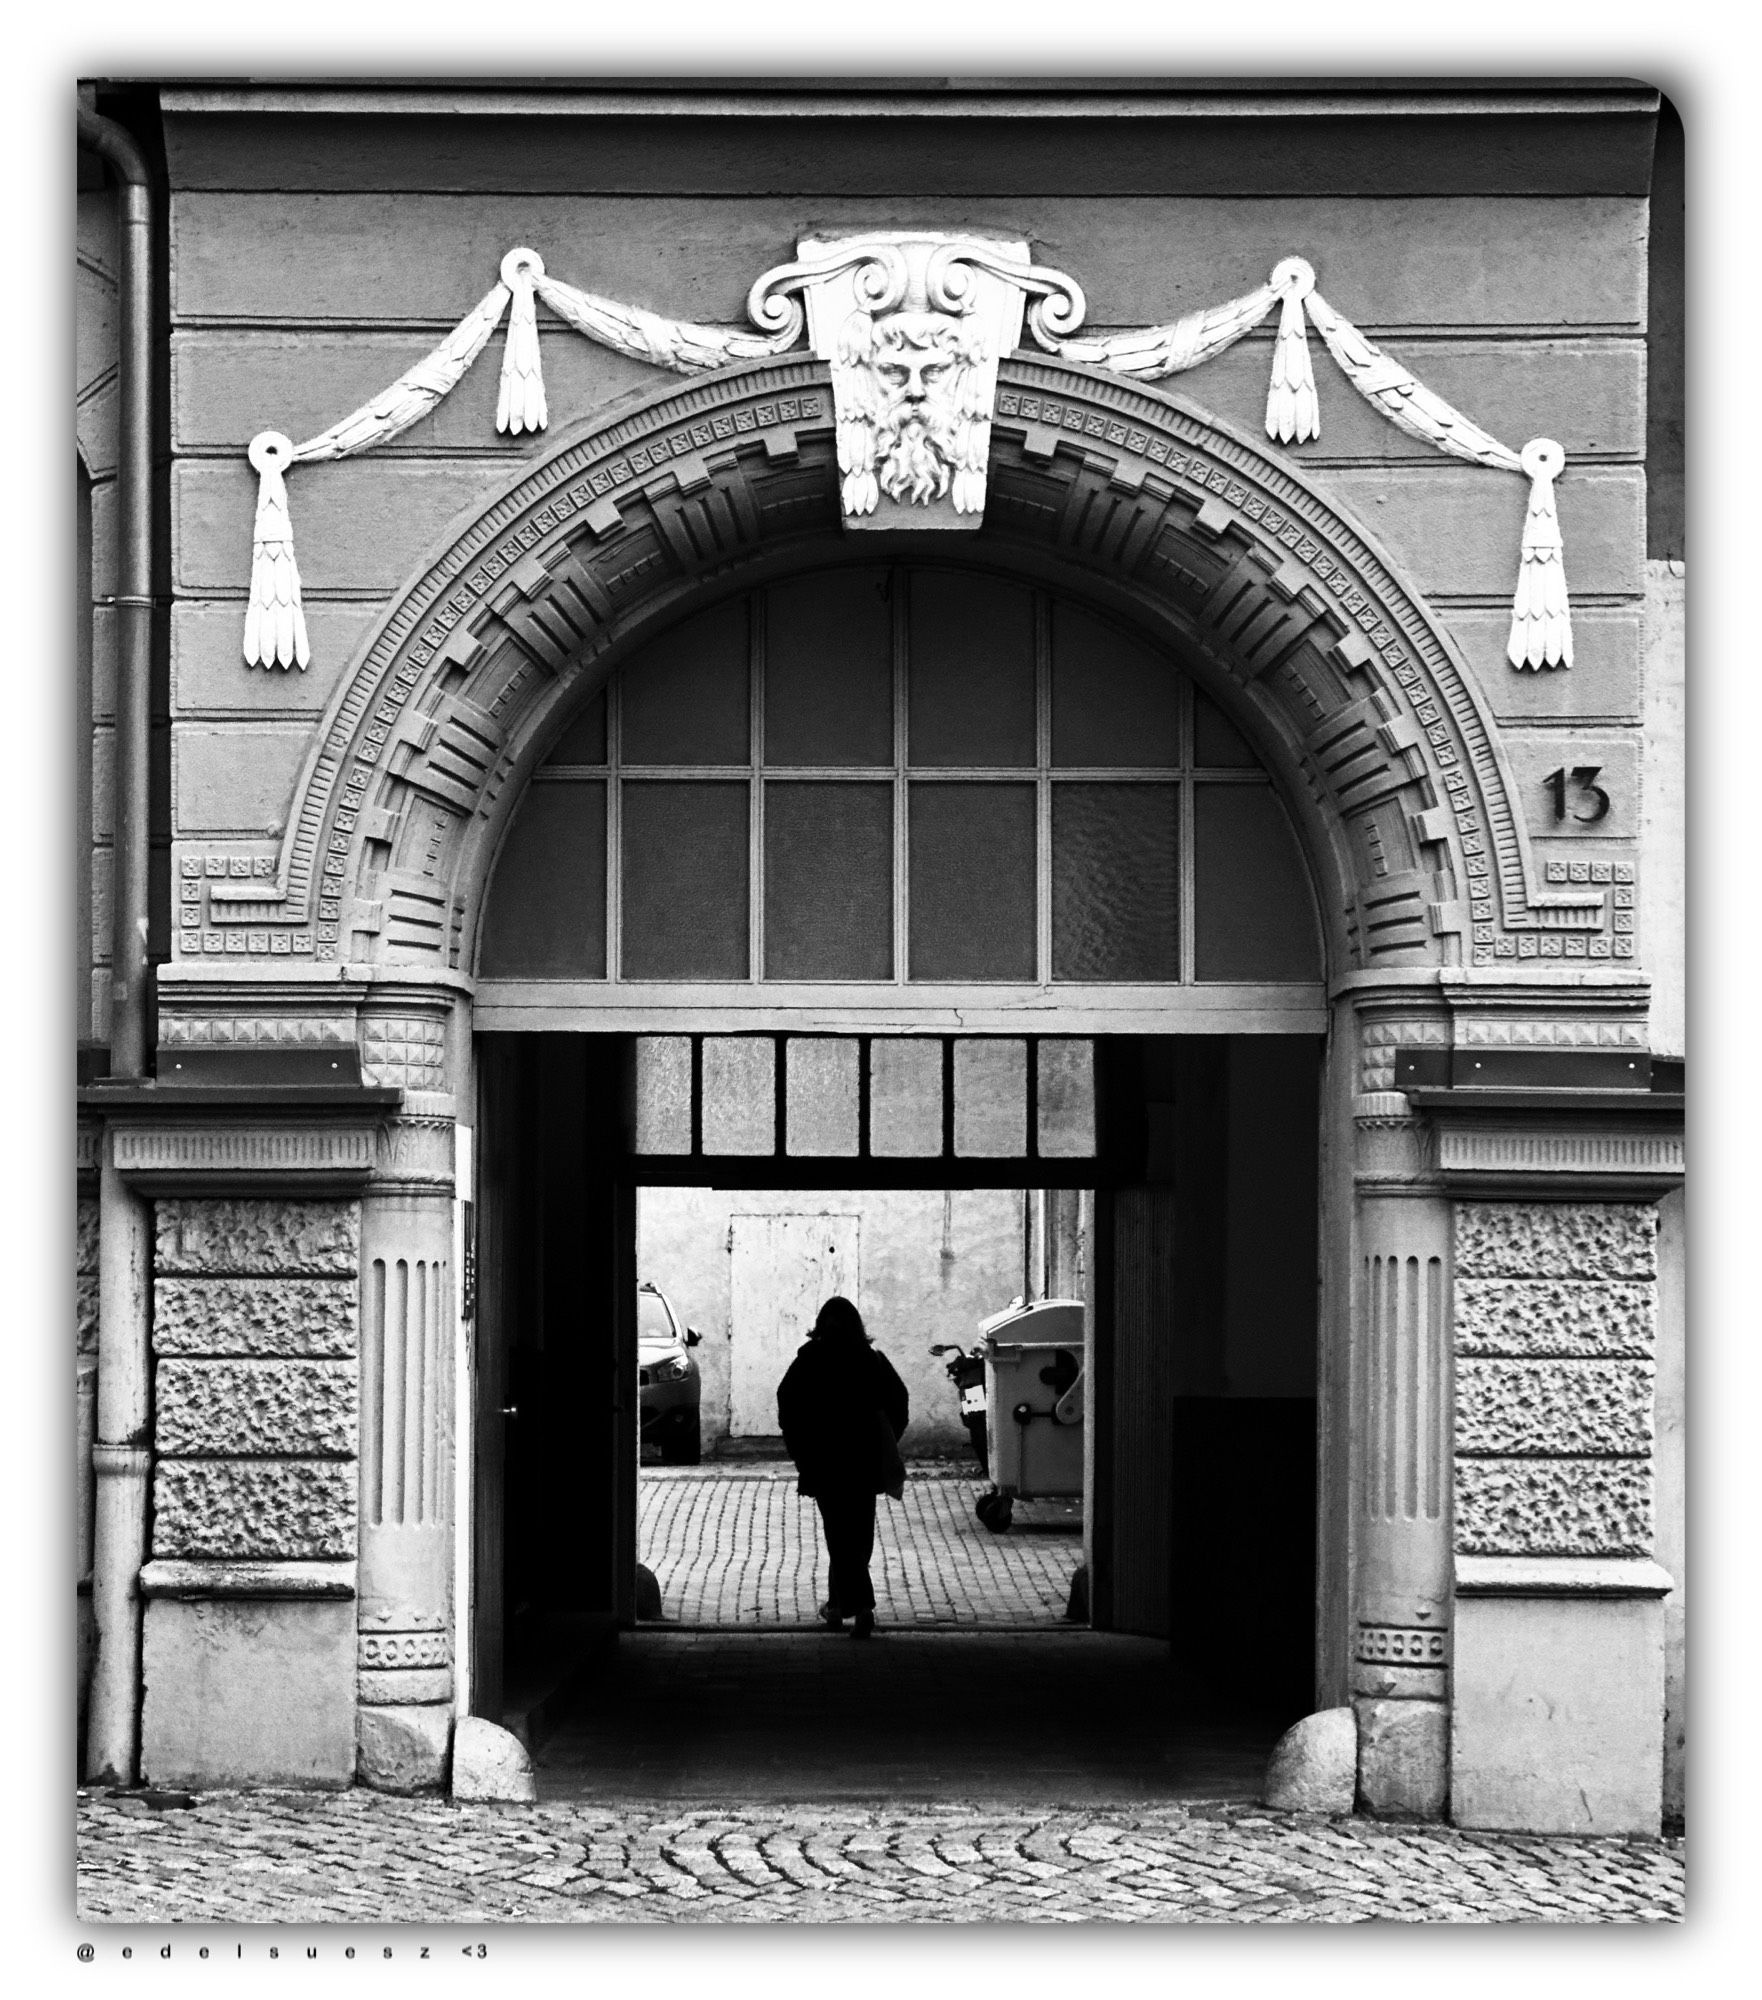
[466,556,1329,1795]
[214,347,1572,1812]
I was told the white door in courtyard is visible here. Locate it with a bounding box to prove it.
[729,1214,862,1437]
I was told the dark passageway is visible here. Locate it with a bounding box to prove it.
[535,1631,1286,1805]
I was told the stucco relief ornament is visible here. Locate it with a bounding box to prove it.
[239,235,1572,671]
[763,233,1083,530]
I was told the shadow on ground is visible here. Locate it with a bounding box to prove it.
[536,1630,1291,1806]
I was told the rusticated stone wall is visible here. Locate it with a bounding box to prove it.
[1453,1201,1656,1557]
[152,1200,360,1563]
[77,1195,100,1353]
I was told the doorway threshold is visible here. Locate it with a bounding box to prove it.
[536,1630,1288,1807]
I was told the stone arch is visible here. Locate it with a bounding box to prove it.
[197,354,1609,979]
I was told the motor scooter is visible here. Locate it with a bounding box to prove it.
[931,1336,1032,1528]
[929,1339,990,1478]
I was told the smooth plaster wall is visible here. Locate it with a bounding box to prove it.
[1656,1184,1686,1824]
[142,1598,356,1789]
[1452,1595,1665,1835]
[1641,562,1686,1060]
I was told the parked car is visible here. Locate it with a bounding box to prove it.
[638,1280,703,1464]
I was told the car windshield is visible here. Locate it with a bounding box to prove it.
[637,1291,677,1343]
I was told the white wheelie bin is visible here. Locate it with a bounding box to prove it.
[972,1297,1086,1532]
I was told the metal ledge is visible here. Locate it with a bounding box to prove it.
[1406,1087,1684,1116]
[78,1083,401,1112]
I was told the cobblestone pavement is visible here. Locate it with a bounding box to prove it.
[640,1462,1082,1625]
[76,1789,1684,1925]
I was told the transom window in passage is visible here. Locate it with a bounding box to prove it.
[479,566,1322,986]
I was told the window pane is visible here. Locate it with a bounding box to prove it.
[619,599,749,766]
[1193,690,1260,768]
[544,688,607,766]
[478,781,606,978]
[620,781,749,979]
[908,783,1037,980]
[763,783,893,980]
[765,570,893,766]
[1193,784,1322,981]
[908,571,1035,766]
[1051,784,1180,981]
[1051,603,1180,768]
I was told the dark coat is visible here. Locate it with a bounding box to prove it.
[776,1333,910,1498]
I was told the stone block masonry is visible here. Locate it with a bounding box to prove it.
[1453,1202,1656,1558]
[140,1199,363,1788]
[151,1199,360,1563]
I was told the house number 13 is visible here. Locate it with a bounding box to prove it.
[1544,766,1611,824]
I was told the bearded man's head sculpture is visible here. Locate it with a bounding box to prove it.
[834,306,991,517]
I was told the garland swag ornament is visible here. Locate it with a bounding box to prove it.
[242,235,1572,674]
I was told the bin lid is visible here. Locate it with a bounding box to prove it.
[977,1297,1086,1345]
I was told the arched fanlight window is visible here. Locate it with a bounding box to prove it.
[480,566,1321,990]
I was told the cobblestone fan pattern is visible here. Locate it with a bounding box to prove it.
[76,1792,1684,1925]
[639,1466,1082,1625]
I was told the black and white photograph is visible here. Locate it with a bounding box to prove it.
[50,28,1713,1966]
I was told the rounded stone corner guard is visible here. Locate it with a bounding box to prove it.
[189,353,1599,989]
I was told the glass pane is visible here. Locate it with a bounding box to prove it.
[1051,603,1180,768]
[1193,783,1322,981]
[953,1039,1027,1157]
[701,1038,775,1154]
[786,1039,860,1156]
[908,570,1035,766]
[477,781,605,978]
[544,688,607,766]
[908,783,1036,980]
[1051,784,1180,981]
[869,1040,944,1155]
[1037,1040,1097,1157]
[638,1290,676,1339]
[763,783,893,980]
[633,1036,691,1153]
[620,781,749,979]
[619,599,749,766]
[1193,690,1260,767]
[765,570,893,766]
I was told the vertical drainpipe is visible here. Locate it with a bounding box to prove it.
[79,102,155,1788]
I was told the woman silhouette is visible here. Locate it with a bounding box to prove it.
[776,1296,910,1639]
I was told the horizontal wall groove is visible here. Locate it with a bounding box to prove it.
[166,313,1649,340]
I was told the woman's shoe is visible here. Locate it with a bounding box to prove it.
[850,1611,875,1640]
[819,1601,845,1630]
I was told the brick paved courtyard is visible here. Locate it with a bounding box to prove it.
[75,1788,1684,1924]
[638,1462,1082,1625]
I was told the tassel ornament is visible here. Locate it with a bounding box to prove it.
[497,248,548,435]
[241,280,513,669]
[1508,438,1573,670]
[242,433,310,670]
[1264,257,1320,444]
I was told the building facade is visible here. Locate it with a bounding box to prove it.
[75,80,1685,1832]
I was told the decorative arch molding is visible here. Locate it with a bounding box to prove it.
[191,354,1609,984]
